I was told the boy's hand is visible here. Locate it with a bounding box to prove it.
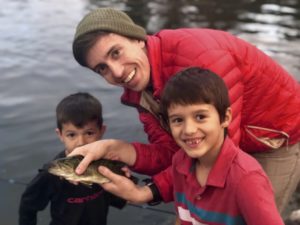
[98,166,152,204]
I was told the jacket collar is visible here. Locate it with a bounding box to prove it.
[146,35,163,98]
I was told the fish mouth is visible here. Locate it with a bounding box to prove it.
[123,68,136,83]
[47,162,64,174]
[45,161,56,170]
[47,164,58,173]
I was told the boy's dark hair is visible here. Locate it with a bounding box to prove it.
[56,92,103,131]
[160,67,230,126]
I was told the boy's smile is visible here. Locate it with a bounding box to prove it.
[86,33,150,92]
[168,103,231,164]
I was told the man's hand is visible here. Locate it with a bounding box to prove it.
[69,139,137,175]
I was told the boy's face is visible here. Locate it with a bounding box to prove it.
[86,33,150,92]
[168,103,231,161]
[56,121,106,155]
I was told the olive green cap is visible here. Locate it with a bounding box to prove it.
[74,7,147,42]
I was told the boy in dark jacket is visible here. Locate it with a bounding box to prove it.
[18,92,126,225]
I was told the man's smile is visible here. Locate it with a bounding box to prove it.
[124,68,136,83]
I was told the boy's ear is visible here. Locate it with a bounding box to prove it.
[55,128,64,142]
[99,125,106,138]
[222,107,232,128]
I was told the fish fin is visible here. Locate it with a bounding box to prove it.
[80,181,93,188]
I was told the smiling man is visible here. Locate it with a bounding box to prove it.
[71,7,300,216]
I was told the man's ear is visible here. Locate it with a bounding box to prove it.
[138,39,146,48]
[222,107,232,128]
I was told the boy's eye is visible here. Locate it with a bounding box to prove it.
[66,133,76,138]
[196,114,206,121]
[169,117,183,124]
[86,131,95,136]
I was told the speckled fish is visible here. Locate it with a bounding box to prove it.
[48,155,126,186]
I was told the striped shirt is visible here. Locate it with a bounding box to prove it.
[154,138,284,225]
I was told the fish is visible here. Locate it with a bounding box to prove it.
[48,155,127,186]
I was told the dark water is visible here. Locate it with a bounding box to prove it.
[0,0,299,224]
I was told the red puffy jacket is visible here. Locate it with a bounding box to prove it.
[121,28,300,175]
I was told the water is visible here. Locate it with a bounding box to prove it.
[0,0,299,224]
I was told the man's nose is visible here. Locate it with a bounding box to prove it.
[109,63,124,78]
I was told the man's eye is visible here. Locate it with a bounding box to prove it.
[111,49,120,59]
[97,64,108,75]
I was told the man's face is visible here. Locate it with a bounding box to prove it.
[56,121,106,155]
[86,33,151,92]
